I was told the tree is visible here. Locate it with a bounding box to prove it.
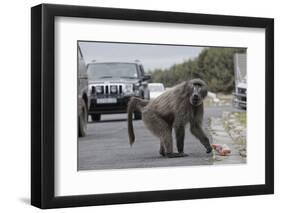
[149,47,246,93]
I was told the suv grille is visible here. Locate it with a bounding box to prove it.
[238,88,246,95]
[92,84,123,95]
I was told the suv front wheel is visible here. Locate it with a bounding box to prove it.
[78,100,87,137]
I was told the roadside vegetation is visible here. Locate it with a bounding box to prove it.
[236,112,247,126]
[148,47,246,93]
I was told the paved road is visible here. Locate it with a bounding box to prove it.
[78,106,243,171]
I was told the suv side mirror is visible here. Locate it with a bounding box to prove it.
[143,74,151,81]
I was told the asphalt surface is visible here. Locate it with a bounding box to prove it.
[78,106,242,171]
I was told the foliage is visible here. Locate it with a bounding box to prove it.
[148,47,246,93]
[236,112,247,126]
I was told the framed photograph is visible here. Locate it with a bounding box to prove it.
[31,4,274,209]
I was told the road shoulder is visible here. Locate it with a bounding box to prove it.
[208,113,246,165]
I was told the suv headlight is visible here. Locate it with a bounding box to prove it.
[95,85,103,94]
[133,84,141,96]
[124,84,133,94]
[110,85,118,94]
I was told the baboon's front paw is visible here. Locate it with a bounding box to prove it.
[206,146,213,154]
[178,152,189,157]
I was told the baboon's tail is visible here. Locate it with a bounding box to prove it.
[127,97,149,146]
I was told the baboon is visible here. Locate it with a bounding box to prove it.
[127,78,212,158]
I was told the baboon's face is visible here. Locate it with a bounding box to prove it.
[189,83,207,106]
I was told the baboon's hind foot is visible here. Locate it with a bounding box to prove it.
[165,152,188,158]
[159,146,166,157]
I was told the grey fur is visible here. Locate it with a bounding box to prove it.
[127,79,212,158]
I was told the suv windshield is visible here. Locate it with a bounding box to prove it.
[87,63,138,80]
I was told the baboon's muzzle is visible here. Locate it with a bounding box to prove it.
[191,94,201,106]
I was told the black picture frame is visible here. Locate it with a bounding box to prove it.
[31,3,274,209]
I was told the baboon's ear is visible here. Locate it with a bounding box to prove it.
[200,85,208,98]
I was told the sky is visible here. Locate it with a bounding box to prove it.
[79,41,204,71]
